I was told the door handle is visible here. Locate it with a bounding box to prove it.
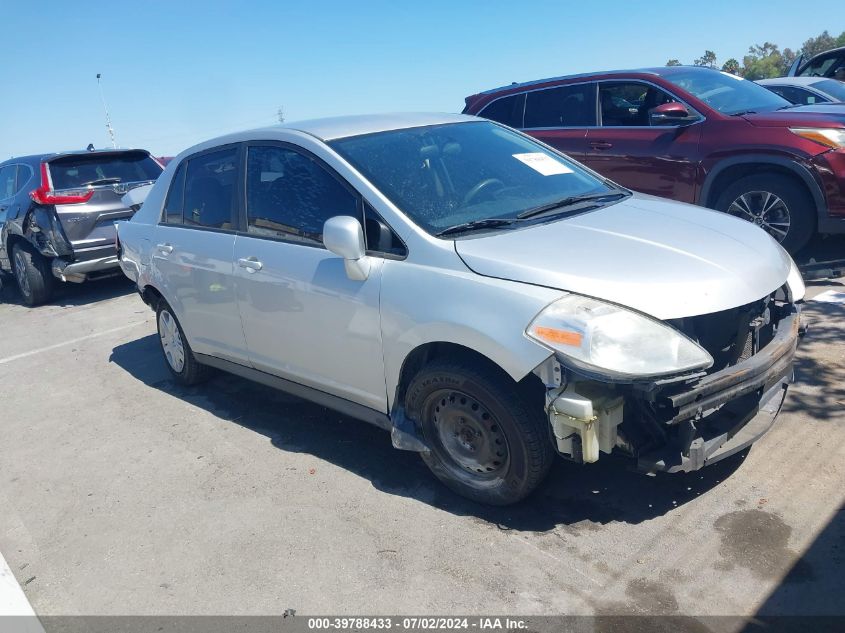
[156,243,174,255]
[238,257,263,273]
[589,141,613,150]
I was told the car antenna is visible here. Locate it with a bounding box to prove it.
[96,73,118,149]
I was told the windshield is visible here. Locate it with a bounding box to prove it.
[329,121,614,235]
[813,79,845,101]
[665,69,791,115]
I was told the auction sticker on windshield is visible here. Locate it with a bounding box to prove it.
[512,152,573,176]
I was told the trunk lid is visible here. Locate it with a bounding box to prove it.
[46,151,162,259]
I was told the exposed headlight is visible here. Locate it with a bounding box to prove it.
[789,127,845,150]
[786,258,805,302]
[526,295,713,380]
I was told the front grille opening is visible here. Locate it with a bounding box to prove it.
[668,290,789,373]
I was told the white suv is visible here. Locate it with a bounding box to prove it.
[118,113,804,505]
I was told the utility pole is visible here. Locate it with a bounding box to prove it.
[96,73,117,148]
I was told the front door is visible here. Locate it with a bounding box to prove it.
[152,145,248,364]
[233,143,387,412]
[582,81,702,203]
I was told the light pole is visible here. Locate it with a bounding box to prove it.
[96,73,117,148]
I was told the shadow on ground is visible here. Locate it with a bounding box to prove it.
[110,333,749,533]
[0,274,134,307]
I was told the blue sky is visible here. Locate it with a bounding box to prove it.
[1,0,841,157]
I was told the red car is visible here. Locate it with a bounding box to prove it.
[464,66,845,252]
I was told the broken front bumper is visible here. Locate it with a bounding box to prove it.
[636,307,800,473]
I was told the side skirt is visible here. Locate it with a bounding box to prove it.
[194,353,392,432]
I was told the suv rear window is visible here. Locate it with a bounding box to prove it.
[524,83,597,128]
[48,152,162,190]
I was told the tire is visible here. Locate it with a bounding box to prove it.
[155,300,211,386]
[714,174,815,253]
[405,359,554,505]
[12,243,54,306]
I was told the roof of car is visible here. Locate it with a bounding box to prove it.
[2,148,150,165]
[263,112,478,141]
[756,77,827,87]
[473,65,710,96]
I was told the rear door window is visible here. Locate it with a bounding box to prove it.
[48,151,163,189]
[478,94,526,128]
[524,83,597,128]
[799,54,845,78]
[162,163,187,224]
[182,147,239,229]
[245,144,359,245]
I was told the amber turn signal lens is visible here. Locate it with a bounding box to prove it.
[533,326,583,346]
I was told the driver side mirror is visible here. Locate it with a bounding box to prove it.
[649,102,699,127]
[323,215,371,281]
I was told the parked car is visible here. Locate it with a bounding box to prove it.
[464,66,845,253]
[117,114,804,505]
[0,148,164,305]
[757,77,845,105]
[788,45,845,79]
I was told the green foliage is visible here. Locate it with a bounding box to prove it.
[721,58,740,75]
[693,50,718,68]
[665,30,844,79]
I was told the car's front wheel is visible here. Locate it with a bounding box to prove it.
[12,243,54,306]
[714,174,815,253]
[156,300,211,385]
[405,359,554,505]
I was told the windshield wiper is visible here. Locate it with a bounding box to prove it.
[730,110,757,116]
[80,177,121,186]
[517,191,627,219]
[435,217,518,237]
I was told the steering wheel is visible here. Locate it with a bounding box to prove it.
[462,178,504,206]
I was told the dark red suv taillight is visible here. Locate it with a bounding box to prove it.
[29,162,94,205]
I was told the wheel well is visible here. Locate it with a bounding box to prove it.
[5,234,29,270]
[140,284,164,310]
[393,342,546,414]
[705,163,814,210]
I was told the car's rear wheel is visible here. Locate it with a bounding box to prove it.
[714,174,815,253]
[12,243,54,306]
[155,300,211,385]
[405,359,554,505]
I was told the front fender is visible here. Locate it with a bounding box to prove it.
[380,259,562,410]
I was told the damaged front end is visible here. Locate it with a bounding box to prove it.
[534,288,802,473]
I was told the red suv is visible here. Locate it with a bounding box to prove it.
[464,66,845,252]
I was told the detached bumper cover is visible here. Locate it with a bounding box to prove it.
[637,307,800,473]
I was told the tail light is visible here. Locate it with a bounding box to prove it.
[30,162,94,205]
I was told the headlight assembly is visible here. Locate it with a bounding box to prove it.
[526,295,713,381]
[789,127,845,150]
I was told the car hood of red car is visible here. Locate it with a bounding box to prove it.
[742,104,845,127]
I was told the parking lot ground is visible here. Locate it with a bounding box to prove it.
[0,260,843,620]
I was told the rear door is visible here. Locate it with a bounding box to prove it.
[521,82,596,161]
[47,151,163,262]
[152,145,249,364]
[582,80,702,202]
[233,142,387,412]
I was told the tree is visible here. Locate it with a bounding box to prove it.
[721,58,740,75]
[666,59,682,67]
[693,50,718,68]
[742,42,788,80]
[801,31,837,59]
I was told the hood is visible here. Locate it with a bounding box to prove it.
[454,194,792,320]
[743,105,845,127]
